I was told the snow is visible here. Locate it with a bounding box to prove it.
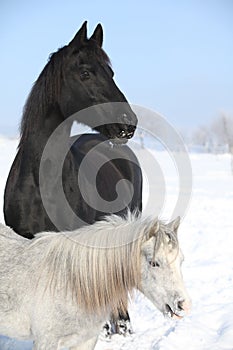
[0,137,233,350]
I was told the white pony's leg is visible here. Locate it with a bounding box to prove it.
[70,336,98,350]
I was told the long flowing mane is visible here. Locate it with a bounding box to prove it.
[32,214,154,317]
[19,49,65,148]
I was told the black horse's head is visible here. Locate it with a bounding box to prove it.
[57,22,137,143]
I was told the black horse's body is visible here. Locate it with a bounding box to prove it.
[4,22,142,333]
[5,133,142,237]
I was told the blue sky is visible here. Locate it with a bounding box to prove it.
[0,0,232,136]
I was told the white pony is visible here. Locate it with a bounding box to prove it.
[0,214,191,350]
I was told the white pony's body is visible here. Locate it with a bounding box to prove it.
[0,215,191,350]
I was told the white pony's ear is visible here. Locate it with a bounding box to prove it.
[149,218,159,238]
[168,216,181,234]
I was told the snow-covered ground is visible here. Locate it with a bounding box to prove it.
[0,136,233,350]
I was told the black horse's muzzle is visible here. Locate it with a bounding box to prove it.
[116,112,137,140]
[93,104,138,144]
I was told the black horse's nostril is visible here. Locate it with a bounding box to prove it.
[119,130,127,138]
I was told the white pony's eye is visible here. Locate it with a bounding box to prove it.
[166,232,172,243]
[149,260,160,268]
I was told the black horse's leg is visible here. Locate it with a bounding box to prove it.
[103,311,133,337]
[114,310,133,336]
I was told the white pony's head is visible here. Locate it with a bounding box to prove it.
[140,217,191,319]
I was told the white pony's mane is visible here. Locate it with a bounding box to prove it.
[32,214,175,317]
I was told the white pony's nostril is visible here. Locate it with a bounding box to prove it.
[177,299,191,315]
[177,300,184,311]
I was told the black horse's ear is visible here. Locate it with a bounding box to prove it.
[90,23,103,47]
[69,21,88,48]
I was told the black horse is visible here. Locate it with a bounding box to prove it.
[4,22,142,334]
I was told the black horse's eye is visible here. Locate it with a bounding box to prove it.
[80,71,90,80]
[149,260,160,268]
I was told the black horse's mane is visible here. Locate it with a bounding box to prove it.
[19,41,111,149]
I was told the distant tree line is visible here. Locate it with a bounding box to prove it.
[135,111,233,157]
[191,113,233,155]
[190,113,233,173]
